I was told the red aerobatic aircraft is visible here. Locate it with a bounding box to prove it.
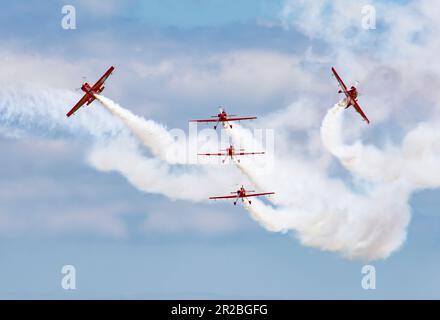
[209,185,275,205]
[198,145,265,163]
[66,66,115,117]
[331,67,370,124]
[190,107,257,129]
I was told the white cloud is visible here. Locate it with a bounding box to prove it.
[129,50,317,103]
[2,0,440,260]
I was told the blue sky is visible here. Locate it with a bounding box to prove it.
[1,0,440,299]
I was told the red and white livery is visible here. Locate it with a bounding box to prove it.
[198,145,264,163]
[190,107,257,129]
[331,67,370,124]
[209,185,275,205]
[66,66,115,117]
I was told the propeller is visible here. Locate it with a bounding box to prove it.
[74,76,87,91]
[354,81,362,97]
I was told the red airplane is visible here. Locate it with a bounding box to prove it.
[331,67,370,124]
[66,66,115,117]
[198,145,265,163]
[190,107,257,129]
[209,185,275,205]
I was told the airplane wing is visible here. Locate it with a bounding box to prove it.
[352,99,370,124]
[331,67,349,96]
[189,119,218,123]
[198,152,226,156]
[189,116,257,123]
[245,192,275,198]
[209,194,239,200]
[224,116,257,122]
[91,66,115,90]
[66,93,89,117]
[236,152,265,156]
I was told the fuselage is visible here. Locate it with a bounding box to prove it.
[218,111,228,121]
[346,86,358,106]
[81,82,104,105]
[237,187,247,198]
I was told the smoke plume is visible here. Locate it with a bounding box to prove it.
[0,85,427,260]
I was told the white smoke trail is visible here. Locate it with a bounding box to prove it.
[223,123,272,192]
[320,102,395,183]
[91,95,256,201]
[321,102,440,189]
[93,95,415,260]
[87,137,233,202]
[210,103,413,260]
[241,180,411,261]
[243,198,285,232]
[94,94,186,163]
[0,84,418,260]
[0,84,123,139]
[0,85,240,203]
[94,95,238,168]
